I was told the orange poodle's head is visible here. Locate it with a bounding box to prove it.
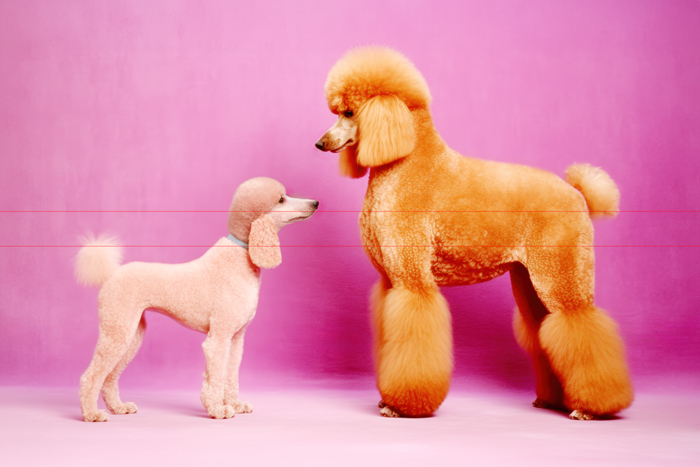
[315,47,432,178]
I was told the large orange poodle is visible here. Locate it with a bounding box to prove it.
[315,47,633,420]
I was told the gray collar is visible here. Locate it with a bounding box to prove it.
[227,233,248,250]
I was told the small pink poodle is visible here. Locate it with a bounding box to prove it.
[75,177,318,422]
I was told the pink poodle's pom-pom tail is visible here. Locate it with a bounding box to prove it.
[74,234,123,287]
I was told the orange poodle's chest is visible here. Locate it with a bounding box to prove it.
[359,209,384,271]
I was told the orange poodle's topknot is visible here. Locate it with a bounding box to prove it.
[324,47,432,114]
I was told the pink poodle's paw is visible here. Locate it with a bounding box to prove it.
[109,402,138,415]
[206,404,236,419]
[380,406,400,418]
[83,409,110,422]
[229,400,253,414]
[569,409,597,420]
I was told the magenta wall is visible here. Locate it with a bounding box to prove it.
[1,0,698,392]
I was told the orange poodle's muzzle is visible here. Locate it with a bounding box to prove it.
[315,114,358,153]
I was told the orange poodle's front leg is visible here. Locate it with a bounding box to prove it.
[374,284,453,417]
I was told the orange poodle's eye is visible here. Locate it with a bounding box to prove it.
[344,110,354,118]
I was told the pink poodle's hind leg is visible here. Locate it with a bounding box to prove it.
[80,308,143,422]
[527,247,633,419]
[101,316,146,415]
[510,263,565,410]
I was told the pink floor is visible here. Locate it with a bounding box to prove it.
[1,385,698,466]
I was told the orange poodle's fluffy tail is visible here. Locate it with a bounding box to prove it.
[74,234,123,287]
[565,163,620,219]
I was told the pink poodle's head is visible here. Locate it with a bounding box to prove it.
[227,177,318,268]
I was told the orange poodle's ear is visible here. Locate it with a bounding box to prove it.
[248,215,281,269]
[356,95,416,168]
[338,145,368,178]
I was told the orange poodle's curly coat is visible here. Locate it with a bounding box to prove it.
[316,47,633,419]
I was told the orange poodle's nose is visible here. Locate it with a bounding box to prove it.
[315,140,325,151]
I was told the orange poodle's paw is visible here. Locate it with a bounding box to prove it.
[109,402,138,415]
[83,409,110,422]
[533,398,550,409]
[380,406,401,418]
[569,409,597,420]
[378,400,387,409]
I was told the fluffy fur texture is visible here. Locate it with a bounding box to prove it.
[373,285,453,417]
[324,47,431,114]
[355,94,417,167]
[317,47,633,419]
[248,216,282,269]
[565,163,621,219]
[76,177,317,422]
[74,234,123,287]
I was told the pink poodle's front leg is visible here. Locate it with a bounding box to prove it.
[223,329,253,414]
[200,331,236,419]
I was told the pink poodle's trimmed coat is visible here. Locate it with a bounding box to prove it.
[75,177,317,422]
[316,47,632,419]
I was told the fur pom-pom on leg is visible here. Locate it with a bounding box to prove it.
[74,234,123,287]
[370,279,389,372]
[512,306,537,355]
[376,287,453,417]
[539,307,633,417]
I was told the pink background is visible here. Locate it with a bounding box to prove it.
[1,0,698,394]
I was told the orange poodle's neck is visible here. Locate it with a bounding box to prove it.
[368,108,447,181]
[412,108,447,154]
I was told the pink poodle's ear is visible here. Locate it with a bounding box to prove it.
[248,215,281,269]
[338,145,368,178]
[355,95,416,168]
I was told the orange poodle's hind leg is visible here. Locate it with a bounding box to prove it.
[528,248,633,419]
[510,263,565,411]
[539,307,633,419]
[375,285,453,417]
